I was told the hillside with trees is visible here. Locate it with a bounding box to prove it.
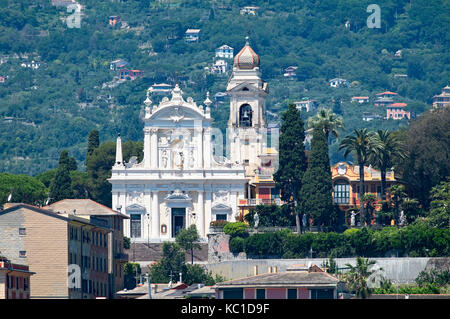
[0,0,449,175]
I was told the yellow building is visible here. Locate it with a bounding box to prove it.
[331,162,398,211]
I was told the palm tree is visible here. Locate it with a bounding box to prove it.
[307,108,345,142]
[339,129,380,225]
[370,130,406,201]
[344,257,382,299]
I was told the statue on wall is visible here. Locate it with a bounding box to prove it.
[351,212,356,226]
[162,150,168,168]
[253,212,259,228]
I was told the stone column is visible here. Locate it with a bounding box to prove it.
[197,190,205,238]
[150,128,158,169]
[204,191,212,236]
[151,191,159,239]
[143,128,151,168]
[203,128,211,168]
[195,127,203,168]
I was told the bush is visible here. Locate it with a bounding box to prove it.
[244,231,288,257]
[229,237,245,254]
[223,222,249,238]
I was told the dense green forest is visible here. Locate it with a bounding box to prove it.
[0,0,448,175]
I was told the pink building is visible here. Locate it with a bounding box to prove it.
[215,264,339,299]
[386,103,410,120]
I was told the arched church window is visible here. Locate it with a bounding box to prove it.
[239,104,253,127]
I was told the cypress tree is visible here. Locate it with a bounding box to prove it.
[273,103,307,233]
[299,126,334,231]
[87,129,100,159]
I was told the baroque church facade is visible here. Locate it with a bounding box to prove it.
[110,39,273,242]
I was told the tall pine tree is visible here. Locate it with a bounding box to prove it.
[299,126,333,231]
[273,103,307,233]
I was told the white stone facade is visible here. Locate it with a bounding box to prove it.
[109,85,247,242]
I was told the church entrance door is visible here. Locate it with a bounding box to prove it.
[171,208,186,238]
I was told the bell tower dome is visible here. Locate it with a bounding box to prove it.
[226,38,268,177]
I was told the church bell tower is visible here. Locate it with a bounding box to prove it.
[227,37,269,178]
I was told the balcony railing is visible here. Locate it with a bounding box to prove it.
[239,198,282,206]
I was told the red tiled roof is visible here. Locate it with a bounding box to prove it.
[376,91,398,95]
[388,103,407,107]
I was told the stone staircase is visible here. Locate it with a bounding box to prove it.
[125,243,208,263]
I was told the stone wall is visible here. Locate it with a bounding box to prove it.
[207,232,246,264]
[206,257,450,284]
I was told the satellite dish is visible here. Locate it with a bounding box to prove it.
[307,261,312,269]
[45,198,50,206]
[7,193,12,202]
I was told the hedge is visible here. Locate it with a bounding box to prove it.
[241,223,450,258]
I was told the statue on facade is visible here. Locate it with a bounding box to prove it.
[399,210,405,227]
[253,212,259,228]
[350,212,356,226]
[162,150,168,168]
[302,214,307,227]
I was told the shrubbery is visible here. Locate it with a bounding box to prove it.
[229,237,245,254]
[241,222,450,258]
[223,222,249,238]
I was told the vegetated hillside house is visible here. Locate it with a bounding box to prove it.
[215,45,234,59]
[294,100,317,112]
[210,59,228,74]
[109,16,120,26]
[215,264,339,299]
[0,201,128,299]
[351,96,369,104]
[118,69,144,80]
[329,78,349,88]
[185,29,200,43]
[386,103,410,120]
[362,112,381,122]
[240,6,260,15]
[0,257,35,299]
[432,85,450,109]
[283,66,298,78]
[374,91,398,106]
[110,59,128,71]
[147,83,173,94]
[109,39,279,243]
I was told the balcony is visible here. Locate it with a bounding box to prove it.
[239,198,282,206]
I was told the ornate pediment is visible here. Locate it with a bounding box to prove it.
[212,203,232,212]
[164,189,192,202]
[126,203,146,211]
